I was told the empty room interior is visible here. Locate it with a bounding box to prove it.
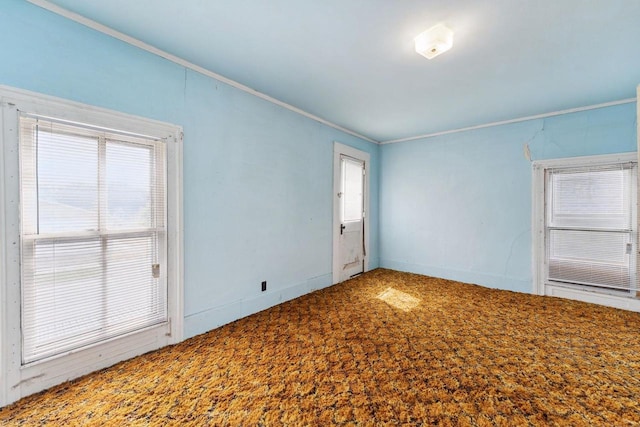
[2,0,640,425]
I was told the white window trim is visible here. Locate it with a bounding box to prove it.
[0,86,184,407]
[332,142,370,284]
[532,151,640,311]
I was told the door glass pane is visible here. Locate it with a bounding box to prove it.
[342,158,363,222]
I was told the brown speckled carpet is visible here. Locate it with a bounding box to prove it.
[2,268,640,426]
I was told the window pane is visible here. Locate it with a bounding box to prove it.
[22,235,165,363]
[105,235,164,325]
[549,167,631,229]
[106,142,153,230]
[37,130,99,233]
[342,158,363,222]
[548,230,630,289]
[22,238,105,363]
[549,229,628,264]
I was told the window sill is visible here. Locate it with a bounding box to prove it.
[545,283,640,312]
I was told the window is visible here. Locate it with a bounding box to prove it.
[0,87,183,406]
[20,116,168,363]
[546,163,635,292]
[533,153,639,310]
[546,164,635,293]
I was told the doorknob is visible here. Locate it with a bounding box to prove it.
[340,224,346,235]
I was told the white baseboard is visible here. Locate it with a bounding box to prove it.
[379,259,532,293]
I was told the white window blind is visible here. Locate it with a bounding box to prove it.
[545,163,637,293]
[19,115,168,364]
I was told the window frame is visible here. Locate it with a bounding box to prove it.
[532,152,640,311]
[0,86,184,407]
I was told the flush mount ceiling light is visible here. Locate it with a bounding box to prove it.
[414,23,454,60]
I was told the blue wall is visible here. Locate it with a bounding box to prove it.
[380,103,637,293]
[1,1,636,339]
[0,1,380,338]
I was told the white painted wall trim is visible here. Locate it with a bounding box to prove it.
[532,152,638,305]
[0,85,184,407]
[332,142,370,284]
[531,161,546,296]
[382,98,637,145]
[0,85,181,138]
[26,0,378,145]
[546,284,640,312]
[532,151,637,170]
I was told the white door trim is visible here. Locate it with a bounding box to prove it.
[333,142,370,284]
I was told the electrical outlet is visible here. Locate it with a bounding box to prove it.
[261,281,267,292]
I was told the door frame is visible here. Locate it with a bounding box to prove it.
[332,142,370,284]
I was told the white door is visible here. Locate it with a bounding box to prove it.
[333,143,369,284]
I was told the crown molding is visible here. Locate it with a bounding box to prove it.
[381,98,637,144]
[26,0,379,144]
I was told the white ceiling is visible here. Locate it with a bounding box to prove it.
[39,0,640,142]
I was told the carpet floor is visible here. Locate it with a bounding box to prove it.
[2,268,640,426]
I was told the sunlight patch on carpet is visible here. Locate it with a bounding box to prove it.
[376,287,421,311]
